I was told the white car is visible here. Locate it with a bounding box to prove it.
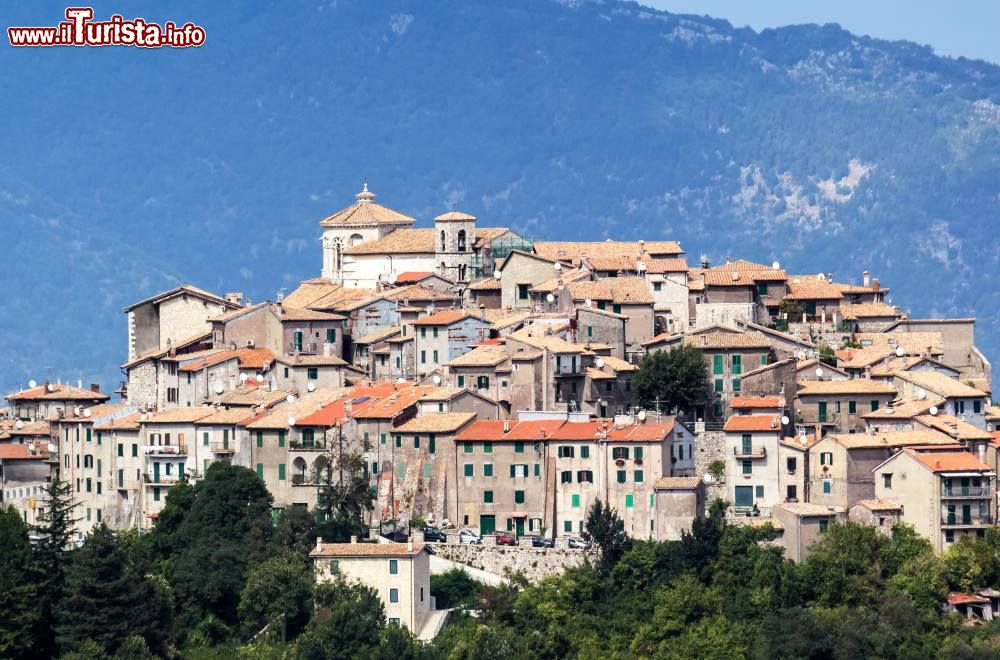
[457,529,481,545]
[557,535,592,549]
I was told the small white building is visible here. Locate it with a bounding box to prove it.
[310,538,445,640]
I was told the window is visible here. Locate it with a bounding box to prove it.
[732,378,741,393]
[534,464,540,477]
[433,327,439,339]
[786,456,797,473]
[741,433,752,455]
[256,464,264,479]
[395,435,402,448]
[561,471,573,484]
[86,428,92,443]
[757,283,768,296]
[483,442,493,454]
[819,519,829,534]
[625,494,634,508]
[577,470,593,483]
[714,379,724,393]
[483,490,493,504]
[131,444,138,457]
[822,480,831,494]
[153,487,161,502]
[761,355,768,366]
[420,350,427,364]
[634,470,644,483]
[420,327,427,339]
[256,431,263,448]
[428,434,436,454]
[974,400,983,414]
[820,452,833,466]
[457,375,465,387]
[564,520,573,533]
[882,473,892,488]
[476,375,490,389]
[518,284,529,300]
[433,350,439,363]
[713,354,723,375]
[755,485,764,498]
[612,447,629,460]
[326,328,336,343]
[464,442,473,454]
[389,588,399,604]
[117,443,123,457]
[414,436,420,449]
[742,460,752,475]
[464,464,474,477]
[389,559,398,575]
[515,490,525,504]
[731,354,742,375]
[511,464,528,478]
[616,470,626,484]
[278,464,286,481]
[786,485,797,500]
[483,463,493,477]
[870,400,880,412]
[634,447,643,460]
[381,433,387,445]
[307,368,318,380]
[587,324,594,337]
[558,446,575,459]
[515,442,524,453]
[653,281,662,292]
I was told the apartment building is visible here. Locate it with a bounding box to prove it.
[795,379,897,435]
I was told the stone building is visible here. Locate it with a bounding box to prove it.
[652,477,705,541]
[124,284,240,363]
[6,382,110,422]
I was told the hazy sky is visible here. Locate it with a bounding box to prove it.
[643,0,1000,64]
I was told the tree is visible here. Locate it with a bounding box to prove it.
[0,506,42,658]
[583,499,632,574]
[316,451,373,543]
[32,477,79,658]
[632,344,709,414]
[55,524,173,656]
[430,567,481,609]
[295,579,385,659]
[818,344,837,367]
[238,552,314,640]
[707,459,726,484]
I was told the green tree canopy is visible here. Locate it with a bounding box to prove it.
[0,506,42,659]
[632,345,709,414]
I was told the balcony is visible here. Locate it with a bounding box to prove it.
[289,342,319,355]
[292,474,330,487]
[144,444,187,456]
[734,446,767,459]
[290,439,329,451]
[211,441,235,454]
[942,514,993,527]
[726,506,772,519]
[144,474,181,486]
[941,486,991,498]
[796,412,840,426]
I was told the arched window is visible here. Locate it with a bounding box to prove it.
[457,230,467,252]
[293,457,308,481]
[349,233,364,247]
[440,261,447,276]
[459,264,467,281]
[440,230,446,252]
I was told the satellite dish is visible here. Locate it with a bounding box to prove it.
[796,351,806,360]
[307,383,316,392]
[15,420,24,430]
[815,367,824,378]
[595,358,605,369]
[637,410,647,421]
[432,374,442,386]
[780,415,790,425]
[83,408,91,418]
[28,379,37,388]
[554,262,562,272]
[546,293,555,303]
[47,384,55,392]
[47,443,57,453]
[917,389,927,400]
[929,405,939,416]
[287,416,296,427]
[493,270,501,280]
[214,383,225,395]
[703,472,715,484]
[771,261,780,270]
[286,394,296,403]
[388,273,397,284]
[255,374,264,383]
[240,373,249,383]
[28,442,35,451]
[895,346,905,357]
[585,298,593,308]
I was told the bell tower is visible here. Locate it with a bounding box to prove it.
[434,211,476,284]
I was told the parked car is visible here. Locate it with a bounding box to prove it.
[421,526,447,543]
[558,535,592,550]
[523,535,554,548]
[457,529,481,545]
[484,530,517,546]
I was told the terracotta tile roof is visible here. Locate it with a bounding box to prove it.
[0,443,49,460]
[779,433,822,450]
[343,228,434,255]
[472,228,511,249]
[146,407,216,424]
[383,284,458,303]
[796,380,897,396]
[986,406,1000,421]
[837,347,893,369]
[281,280,343,309]
[0,420,51,438]
[447,345,509,367]
[724,415,782,432]
[178,347,277,372]
[548,420,675,441]
[207,301,269,324]
[947,592,990,606]
[417,387,467,402]
[566,277,654,305]
[318,188,416,228]
[654,477,703,490]
[862,398,942,419]
[533,240,683,265]
[914,415,992,441]
[731,396,782,408]
[394,412,477,434]
[54,403,133,423]
[529,268,591,294]
[507,327,584,354]
[310,541,427,558]
[411,310,483,326]
[307,287,376,311]
[775,502,844,517]
[121,332,214,369]
[210,385,294,408]
[854,499,902,512]
[468,277,501,291]
[584,256,689,273]
[353,327,402,345]
[784,277,845,300]
[585,367,615,380]
[703,260,787,286]
[94,412,142,431]
[274,354,348,367]
[684,330,771,350]
[828,430,955,449]
[870,356,941,377]
[458,419,566,441]
[908,450,993,473]
[245,388,349,429]
[6,383,110,402]
[895,370,987,399]
[838,282,889,295]
[839,303,901,320]
[856,332,943,356]
[122,284,235,313]
[597,355,637,373]
[276,305,346,322]
[394,271,436,284]
[196,408,262,426]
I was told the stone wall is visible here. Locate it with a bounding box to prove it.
[431,543,595,582]
[694,430,727,502]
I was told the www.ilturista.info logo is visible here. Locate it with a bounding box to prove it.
[8,7,205,48]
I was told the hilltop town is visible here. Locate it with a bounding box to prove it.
[3,184,998,639]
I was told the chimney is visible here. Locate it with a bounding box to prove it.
[77,379,83,390]
[826,273,833,284]
[225,292,244,305]
[863,270,870,287]
[317,537,323,546]
[503,419,510,433]
[407,540,414,552]
[42,379,49,391]
[90,383,100,393]
[872,277,880,291]
[350,535,357,544]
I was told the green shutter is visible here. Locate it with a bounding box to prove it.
[483,463,493,477]
[625,494,634,508]
[571,494,580,508]
[515,442,524,453]
[731,354,742,375]
[428,434,436,454]
[256,431,263,448]
[414,436,420,449]
[256,464,264,479]
[464,464,474,477]
[278,464,286,480]
[713,354,723,375]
